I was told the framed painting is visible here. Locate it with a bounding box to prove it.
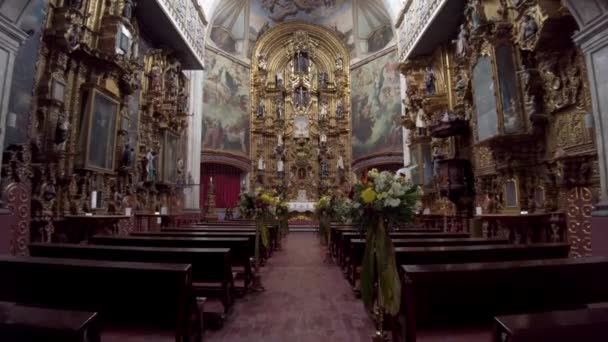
[472,54,499,141]
[494,44,523,134]
[162,130,179,184]
[84,88,120,173]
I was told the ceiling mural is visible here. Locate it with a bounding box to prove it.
[208,0,394,61]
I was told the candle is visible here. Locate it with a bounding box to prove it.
[91,191,97,209]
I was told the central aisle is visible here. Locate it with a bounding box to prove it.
[206,231,375,342]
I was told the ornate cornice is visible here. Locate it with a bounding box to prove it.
[352,152,404,172]
[201,150,252,172]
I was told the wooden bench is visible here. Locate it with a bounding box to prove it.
[338,232,470,269]
[0,256,202,342]
[494,307,608,342]
[165,226,280,255]
[0,301,99,342]
[90,235,253,291]
[347,238,510,287]
[395,256,608,342]
[29,243,235,316]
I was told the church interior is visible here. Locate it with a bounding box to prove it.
[0,0,608,341]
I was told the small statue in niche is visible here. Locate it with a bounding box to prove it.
[178,89,189,113]
[296,51,309,73]
[288,59,295,73]
[257,156,265,171]
[424,67,436,95]
[257,54,267,71]
[149,62,163,93]
[256,99,265,118]
[521,14,538,43]
[65,25,83,51]
[319,72,328,89]
[165,62,180,98]
[295,87,309,107]
[320,159,329,178]
[277,158,284,173]
[177,158,184,180]
[454,24,468,59]
[337,155,345,171]
[121,143,134,168]
[43,182,57,202]
[54,113,69,151]
[319,133,327,148]
[145,150,156,182]
[277,133,283,146]
[122,0,135,19]
[336,99,344,119]
[336,57,344,71]
[415,107,428,136]
[275,100,284,119]
[466,0,485,30]
[275,72,284,88]
[320,100,328,119]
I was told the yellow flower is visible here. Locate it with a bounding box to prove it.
[361,187,377,204]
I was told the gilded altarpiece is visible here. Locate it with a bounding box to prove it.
[250,23,352,201]
[400,0,599,253]
[1,0,191,248]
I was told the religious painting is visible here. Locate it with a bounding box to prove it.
[351,50,402,159]
[5,0,49,146]
[202,51,250,156]
[366,25,394,54]
[249,0,355,56]
[495,44,522,134]
[294,115,310,138]
[504,179,518,208]
[84,88,120,172]
[472,55,499,141]
[162,130,179,184]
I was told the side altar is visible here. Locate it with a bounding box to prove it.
[249,23,352,201]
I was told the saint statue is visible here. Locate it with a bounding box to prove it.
[149,62,163,93]
[275,100,284,119]
[277,133,283,146]
[415,108,427,136]
[146,151,156,182]
[336,57,344,71]
[425,67,436,95]
[276,72,284,88]
[297,51,309,73]
[466,0,485,30]
[521,15,538,43]
[277,159,284,173]
[121,143,133,167]
[319,72,328,89]
[256,99,265,118]
[320,133,327,146]
[320,101,328,119]
[257,156,265,171]
[257,54,267,71]
[54,113,69,151]
[336,99,344,119]
[337,155,345,170]
[454,24,468,58]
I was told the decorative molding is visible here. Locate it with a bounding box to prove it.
[205,44,251,68]
[201,150,252,172]
[350,44,397,69]
[352,152,404,172]
[397,0,444,62]
[155,0,206,68]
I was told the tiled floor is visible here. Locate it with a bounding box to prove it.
[205,231,375,342]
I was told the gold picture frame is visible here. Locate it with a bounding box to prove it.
[82,87,120,173]
[162,130,179,184]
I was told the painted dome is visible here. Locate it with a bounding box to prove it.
[208,0,395,62]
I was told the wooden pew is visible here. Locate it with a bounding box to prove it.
[0,301,99,342]
[90,235,253,290]
[338,232,470,268]
[29,243,235,316]
[347,237,510,287]
[165,225,280,255]
[395,256,608,342]
[394,243,569,265]
[0,256,202,342]
[493,307,608,342]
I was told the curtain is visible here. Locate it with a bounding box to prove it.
[201,163,243,209]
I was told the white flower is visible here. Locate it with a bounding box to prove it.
[385,198,401,208]
[390,182,405,197]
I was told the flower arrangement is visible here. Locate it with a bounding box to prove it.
[351,169,421,317]
[314,195,333,245]
[275,201,290,235]
[238,190,279,250]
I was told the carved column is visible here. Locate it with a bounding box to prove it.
[563,0,608,254]
[183,70,203,210]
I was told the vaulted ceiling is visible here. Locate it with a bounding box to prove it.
[204,0,400,63]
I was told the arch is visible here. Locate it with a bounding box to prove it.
[201,151,252,172]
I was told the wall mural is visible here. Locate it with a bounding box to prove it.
[209,0,393,60]
[202,51,250,156]
[351,50,403,160]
